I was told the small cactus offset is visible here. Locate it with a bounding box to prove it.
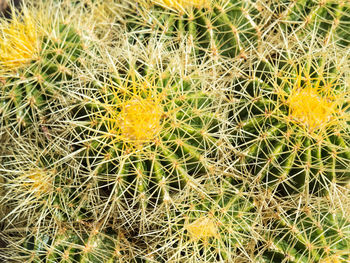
[0,138,92,229]
[0,3,82,131]
[124,0,262,58]
[141,182,260,262]
[227,38,350,195]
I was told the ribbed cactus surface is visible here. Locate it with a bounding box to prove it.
[0,11,82,130]
[0,139,92,228]
[1,0,350,262]
[266,0,350,47]
[259,204,350,262]
[228,42,350,195]
[142,183,259,261]
[125,0,261,57]
[69,64,222,209]
[18,226,136,262]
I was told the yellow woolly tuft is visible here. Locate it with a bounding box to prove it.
[278,67,346,133]
[321,256,341,263]
[186,217,218,240]
[150,0,209,10]
[118,97,163,142]
[288,87,337,131]
[0,13,40,70]
[19,168,53,197]
[99,81,164,147]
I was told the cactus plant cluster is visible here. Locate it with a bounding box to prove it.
[1,0,350,262]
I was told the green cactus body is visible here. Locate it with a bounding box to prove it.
[70,68,222,210]
[0,140,92,227]
[145,184,258,262]
[0,12,82,130]
[2,171,90,226]
[228,44,350,195]
[125,0,261,58]
[259,205,350,262]
[20,227,134,262]
[266,0,350,47]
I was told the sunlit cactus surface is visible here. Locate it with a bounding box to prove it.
[141,182,260,262]
[124,0,262,58]
[63,42,225,212]
[0,0,350,262]
[0,5,82,131]
[258,198,350,262]
[227,40,350,195]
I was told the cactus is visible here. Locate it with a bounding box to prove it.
[257,197,350,262]
[0,138,92,229]
[263,0,350,47]
[0,5,82,131]
[124,0,262,58]
[65,48,224,212]
[1,0,350,262]
[1,224,140,262]
[227,40,350,195]
[142,182,260,262]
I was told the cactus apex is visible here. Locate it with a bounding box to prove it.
[145,0,210,10]
[0,10,40,70]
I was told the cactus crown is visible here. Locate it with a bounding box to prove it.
[280,66,343,133]
[119,97,163,141]
[186,216,218,240]
[0,11,39,70]
[100,81,164,146]
[20,168,54,197]
[148,0,209,10]
[287,87,336,131]
[322,256,341,263]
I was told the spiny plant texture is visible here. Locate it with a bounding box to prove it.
[141,181,260,262]
[226,38,350,195]
[0,2,83,131]
[263,0,350,47]
[61,39,227,216]
[0,137,93,231]
[0,0,350,262]
[124,0,263,58]
[1,223,141,262]
[257,196,350,262]
[86,0,127,41]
